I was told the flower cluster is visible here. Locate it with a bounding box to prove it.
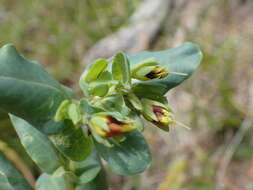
[54,52,187,147]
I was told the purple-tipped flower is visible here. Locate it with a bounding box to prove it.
[141,98,173,131]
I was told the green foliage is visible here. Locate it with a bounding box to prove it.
[112,52,131,85]
[0,152,33,190]
[0,44,71,126]
[130,43,202,99]
[0,44,92,162]
[48,121,93,162]
[74,150,101,184]
[0,42,202,189]
[35,167,70,190]
[95,131,152,175]
[10,115,63,174]
[76,168,108,190]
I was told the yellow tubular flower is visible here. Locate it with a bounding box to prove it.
[90,114,136,138]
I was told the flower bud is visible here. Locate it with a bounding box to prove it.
[151,105,173,126]
[132,65,169,81]
[141,98,173,130]
[90,113,136,138]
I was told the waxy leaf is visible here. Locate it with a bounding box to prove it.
[36,173,68,190]
[0,44,71,127]
[45,120,93,162]
[75,150,101,184]
[112,52,131,85]
[0,44,92,161]
[95,130,152,175]
[10,115,62,173]
[129,42,202,99]
[36,168,69,190]
[76,168,108,190]
[0,152,33,190]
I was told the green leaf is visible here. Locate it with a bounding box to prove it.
[36,173,67,190]
[127,92,142,111]
[36,168,70,190]
[10,115,62,174]
[95,130,152,175]
[112,52,131,85]
[0,151,33,190]
[79,60,110,96]
[129,43,202,98]
[68,103,81,125]
[88,83,109,97]
[97,71,112,81]
[75,149,101,184]
[80,99,102,115]
[0,44,71,128]
[54,100,70,122]
[95,94,124,112]
[0,44,92,162]
[81,59,109,83]
[45,120,93,162]
[76,168,108,190]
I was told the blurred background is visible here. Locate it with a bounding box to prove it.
[0,0,253,189]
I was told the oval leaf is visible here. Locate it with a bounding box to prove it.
[10,115,62,174]
[129,42,202,98]
[82,59,108,83]
[36,173,67,190]
[0,44,71,127]
[0,44,91,162]
[75,150,101,184]
[95,131,152,175]
[76,168,108,190]
[112,52,131,85]
[44,120,93,162]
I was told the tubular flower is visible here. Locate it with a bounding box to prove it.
[141,98,174,131]
[145,66,168,80]
[132,65,169,81]
[90,113,136,138]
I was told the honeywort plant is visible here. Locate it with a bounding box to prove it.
[0,42,202,190]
